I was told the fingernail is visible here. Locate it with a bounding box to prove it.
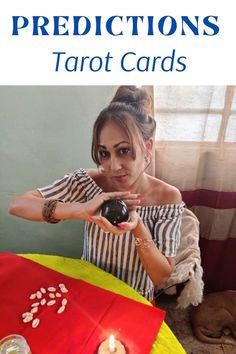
[87,215,95,222]
[118,222,127,229]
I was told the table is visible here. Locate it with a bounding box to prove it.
[18,253,186,354]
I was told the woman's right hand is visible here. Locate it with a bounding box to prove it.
[76,191,140,220]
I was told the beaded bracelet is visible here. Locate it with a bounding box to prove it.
[42,199,61,224]
[134,237,154,249]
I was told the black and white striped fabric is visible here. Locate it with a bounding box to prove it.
[38,168,185,301]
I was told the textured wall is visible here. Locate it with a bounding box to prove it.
[0,86,115,257]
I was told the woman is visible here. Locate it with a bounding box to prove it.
[9,86,184,302]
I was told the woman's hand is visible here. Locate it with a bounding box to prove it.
[87,209,141,235]
[77,191,140,220]
[81,191,141,235]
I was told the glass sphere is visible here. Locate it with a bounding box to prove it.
[101,199,129,226]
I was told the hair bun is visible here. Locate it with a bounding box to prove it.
[111,86,153,117]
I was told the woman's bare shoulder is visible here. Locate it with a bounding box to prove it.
[85,168,100,179]
[147,175,182,205]
[85,169,107,190]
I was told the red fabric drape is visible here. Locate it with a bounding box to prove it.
[182,189,236,293]
[0,253,165,354]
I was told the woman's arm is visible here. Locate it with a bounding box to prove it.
[119,186,182,286]
[9,190,138,223]
[8,190,85,222]
[9,190,47,221]
[132,216,175,286]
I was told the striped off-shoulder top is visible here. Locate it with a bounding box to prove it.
[38,168,185,301]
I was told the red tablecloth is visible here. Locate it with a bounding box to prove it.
[0,253,165,354]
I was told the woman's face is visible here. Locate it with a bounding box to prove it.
[97,121,147,190]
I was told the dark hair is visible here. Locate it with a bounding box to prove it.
[91,86,156,165]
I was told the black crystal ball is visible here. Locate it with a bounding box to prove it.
[101,199,129,226]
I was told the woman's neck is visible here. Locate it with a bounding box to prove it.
[129,173,150,195]
[103,172,150,195]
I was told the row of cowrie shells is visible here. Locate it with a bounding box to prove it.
[29,284,68,300]
[22,283,69,328]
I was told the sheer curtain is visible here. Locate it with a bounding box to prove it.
[153,86,236,293]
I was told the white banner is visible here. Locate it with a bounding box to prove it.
[0,0,235,85]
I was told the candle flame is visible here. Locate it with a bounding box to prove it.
[108,334,116,352]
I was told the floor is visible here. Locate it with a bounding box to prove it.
[157,294,236,354]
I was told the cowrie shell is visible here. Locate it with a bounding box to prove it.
[48,287,56,292]
[36,291,42,299]
[31,307,38,314]
[60,287,68,293]
[61,298,68,306]
[40,298,46,306]
[57,305,65,314]
[22,312,32,318]
[32,318,40,328]
[23,316,33,323]
[47,300,56,306]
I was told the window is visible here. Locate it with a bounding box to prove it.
[154,86,236,143]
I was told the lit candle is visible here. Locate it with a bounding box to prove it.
[97,334,126,354]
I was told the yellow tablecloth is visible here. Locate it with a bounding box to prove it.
[22,254,186,354]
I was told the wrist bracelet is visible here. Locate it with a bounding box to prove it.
[42,199,62,224]
[134,237,154,249]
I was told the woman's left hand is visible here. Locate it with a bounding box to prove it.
[87,210,140,235]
